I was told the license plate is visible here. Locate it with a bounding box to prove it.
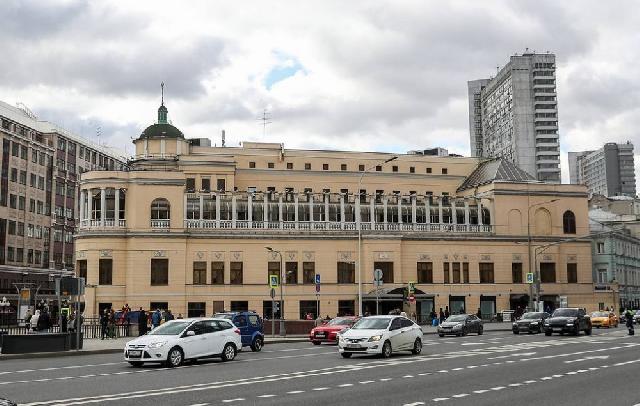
[553,328,561,332]
[128,350,142,357]
[315,333,326,337]
[346,344,361,349]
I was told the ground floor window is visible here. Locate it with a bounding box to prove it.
[479,296,496,319]
[212,301,224,314]
[449,296,466,314]
[231,301,248,312]
[338,300,355,316]
[299,300,318,320]
[188,302,206,318]
[150,302,168,312]
[263,300,283,319]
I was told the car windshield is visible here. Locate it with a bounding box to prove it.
[351,318,391,330]
[148,321,190,335]
[214,313,234,320]
[591,312,609,317]
[446,315,467,322]
[327,318,353,326]
[521,312,543,319]
[552,309,578,317]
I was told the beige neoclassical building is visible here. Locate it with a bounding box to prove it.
[75,102,615,320]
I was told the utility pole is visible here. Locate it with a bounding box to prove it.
[257,109,272,137]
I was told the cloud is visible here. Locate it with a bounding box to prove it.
[0,0,639,186]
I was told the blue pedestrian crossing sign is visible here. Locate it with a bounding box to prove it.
[526,273,534,284]
[269,275,279,288]
[315,274,321,284]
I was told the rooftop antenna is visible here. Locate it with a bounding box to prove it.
[161,82,165,106]
[257,108,272,137]
[221,129,226,147]
[96,125,102,146]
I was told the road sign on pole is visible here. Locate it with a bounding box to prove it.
[526,273,534,284]
[269,275,279,288]
[315,274,320,293]
[408,281,416,294]
[270,288,275,299]
[374,269,383,287]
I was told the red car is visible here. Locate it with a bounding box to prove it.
[309,316,359,345]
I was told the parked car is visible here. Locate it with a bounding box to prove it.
[544,308,592,336]
[590,311,618,328]
[309,316,359,345]
[634,310,640,325]
[215,311,264,351]
[437,314,483,337]
[124,318,242,367]
[337,316,423,358]
[512,312,550,334]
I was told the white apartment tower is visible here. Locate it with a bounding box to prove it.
[468,52,561,183]
[568,142,636,197]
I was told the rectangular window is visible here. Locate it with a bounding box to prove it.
[392,165,398,172]
[375,165,382,172]
[359,164,365,171]
[338,300,355,317]
[442,168,448,174]
[597,242,605,254]
[463,262,469,283]
[212,301,225,314]
[443,262,450,283]
[512,263,523,283]
[185,178,195,192]
[187,302,206,318]
[8,221,15,235]
[479,262,494,283]
[7,247,14,262]
[299,300,318,320]
[286,162,293,169]
[268,261,280,283]
[305,163,311,170]
[151,258,169,286]
[12,142,19,157]
[341,164,347,171]
[231,301,248,312]
[268,162,274,168]
[303,262,315,284]
[410,166,415,173]
[374,262,394,283]
[10,168,17,182]
[417,262,433,283]
[20,145,28,159]
[452,262,461,283]
[193,261,207,285]
[77,260,87,280]
[249,161,256,168]
[337,261,355,284]
[567,263,578,283]
[99,259,113,285]
[322,163,329,170]
[426,167,432,174]
[211,261,224,284]
[285,261,298,284]
[16,248,24,262]
[540,263,556,283]
[230,262,243,284]
[217,179,226,191]
[19,170,26,185]
[201,178,210,192]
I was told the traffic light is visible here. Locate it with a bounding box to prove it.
[402,287,409,304]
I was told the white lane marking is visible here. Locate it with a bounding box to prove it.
[523,380,537,384]
[403,374,415,378]
[473,390,489,394]
[380,378,393,381]
[418,372,431,376]
[508,383,522,387]
[221,399,244,403]
[565,355,610,363]
[338,383,354,387]
[0,362,125,376]
[452,394,469,398]
[312,387,329,391]
[491,386,506,391]
[286,390,305,394]
[437,370,448,373]
[359,380,375,384]
[188,404,209,406]
[257,394,276,398]
[403,403,425,406]
[451,368,463,371]
[433,398,449,402]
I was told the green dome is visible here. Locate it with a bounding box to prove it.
[139,123,184,139]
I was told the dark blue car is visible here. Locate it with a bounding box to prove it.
[215,311,264,352]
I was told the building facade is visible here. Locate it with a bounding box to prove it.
[74,102,611,320]
[468,52,561,183]
[0,101,126,310]
[568,142,636,197]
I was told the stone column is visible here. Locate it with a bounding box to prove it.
[183,194,188,224]
[294,194,299,229]
[340,194,345,229]
[438,197,444,224]
[411,195,417,226]
[309,194,314,223]
[383,196,388,228]
[100,187,106,225]
[397,196,403,224]
[370,195,375,226]
[231,194,237,228]
[199,195,204,222]
[324,193,329,223]
[247,192,253,224]
[451,198,457,225]
[425,196,431,224]
[216,192,221,228]
[79,189,85,223]
[263,193,268,228]
[464,199,470,225]
[278,194,283,228]
[477,200,483,226]
[114,188,120,225]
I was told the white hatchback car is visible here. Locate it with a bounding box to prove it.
[338,315,423,358]
[124,317,242,367]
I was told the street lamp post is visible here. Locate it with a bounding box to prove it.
[357,156,397,316]
[265,247,285,336]
[526,196,559,311]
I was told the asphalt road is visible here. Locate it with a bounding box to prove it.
[1,328,639,406]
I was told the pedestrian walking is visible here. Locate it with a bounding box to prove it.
[108,309,116,338]
[37,309,51,332]
[444,306,450,319]
[151,309,162,329]
[625,308,635,336]
[30,309,40,333]
[165,309,174,322]
[138,308,147,336]
[100,309,109,340]
[439,308,445,324]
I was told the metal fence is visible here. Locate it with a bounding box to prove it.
[0,319,133,339]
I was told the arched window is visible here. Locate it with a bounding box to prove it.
[563,210,576,234]
[481,208,491,225]
[151,198,170,220]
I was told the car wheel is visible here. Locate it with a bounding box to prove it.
[221,343,237,362]
[461,327,468,336]
[438,334,445,338]
[513,330,519,335]
[545,331,552,336]
[341,352,352,358]
[166,347,184,368]
[312,341,321,346]
[128,361,143,367]
[573,325,580,336]
[251,337,263,352]
[411,338,422,355]
[585,327,592,336]
[478,326,483,335]
[381,341,392,358]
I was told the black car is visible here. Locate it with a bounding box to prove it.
[512,312,550,334]
[544,308,591,336]
[437,314,483,337]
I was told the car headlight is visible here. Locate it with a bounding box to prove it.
[453,323,463,329]
[512,322,518,327]
[147,341,167,349]
[544,323,550,326]
[566,323,573,326]
[530,321,538,325]
[368,335,383,342]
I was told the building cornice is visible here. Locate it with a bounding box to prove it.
[235,168,467,181]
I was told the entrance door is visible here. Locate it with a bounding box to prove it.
[418,299,434,324]
[480,297,496,320]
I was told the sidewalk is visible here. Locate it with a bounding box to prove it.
[1,323,512,360]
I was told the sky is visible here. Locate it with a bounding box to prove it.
[1,0,639,183]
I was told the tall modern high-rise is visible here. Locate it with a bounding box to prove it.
[468,52,561,183]
[568,142,636,197]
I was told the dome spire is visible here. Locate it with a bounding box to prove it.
[157,82,168,124]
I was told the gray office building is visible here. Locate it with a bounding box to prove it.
[568,142,636,197]
[468,52,561,182]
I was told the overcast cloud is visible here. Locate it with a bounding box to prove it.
[1,0,639,183]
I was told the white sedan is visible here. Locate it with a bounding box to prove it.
[337,315,423,358]
[124,317,242,367]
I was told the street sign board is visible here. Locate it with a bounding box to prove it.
[409,295,415,303]
[269,275,279,288]
[315,274,321,284]
[315,284,320,293]
[374,269,383,286]
[270,288,275,299]
[526,273,534,284]
[408,281,416,294]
